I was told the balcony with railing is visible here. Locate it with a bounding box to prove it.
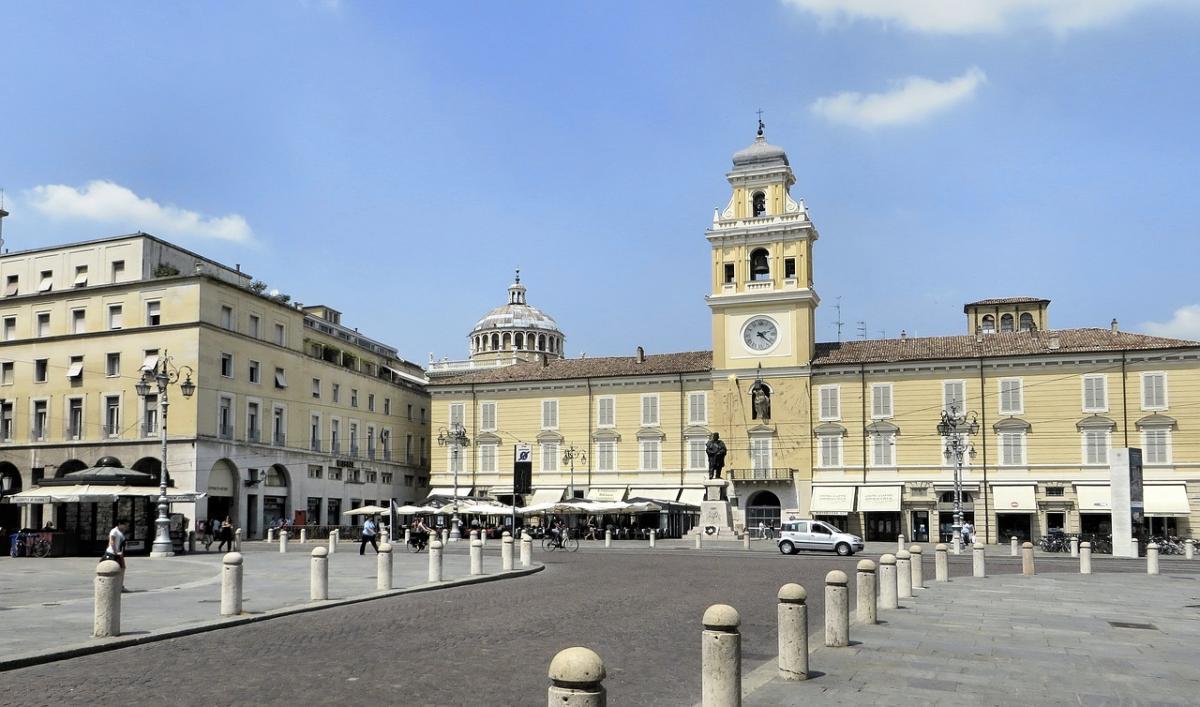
[728,467,795,482]
[218,423,233,440]
[248,428,260,443]
[350,443,360,458]
[311,437,322,452]
[273,432,286,447]
[331,439,341,455]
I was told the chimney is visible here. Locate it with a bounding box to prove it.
[1111,318,1119,333]
[1047,336,1060,350]
[635,346,645,364]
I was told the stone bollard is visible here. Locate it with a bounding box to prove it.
[896,550,913,600]
[1080,541,1093,574]
[605,529,612,548]
[650,530,657,549]
[878,554,898,610]
[234,527,242,552]
[1186,539,1195,560]
[1021,541,1035,576]
[973,544,986,578]
[328,529,339,554]
[897,534,906,554]
[935,544,949,582]
[279,530,288,553]
[428,540,444,582]
[310,547,329,601]
[909,545,924,590]
[221,552,243,616]
[441,528,449,544]
[502,532,514,571]
[1010,536,1019,557]
[856,560,877,625]
[701,604,741,707]
[742,532,750,551]
[404,528,411,547]
[777,584,808,681]
[1147,542,1160,575]
[470,529,479,542]
[547,646,607,707]
[267,528,275,543]
[470,539,484,576]
[480,531,487,547]
[377,543,394,591]
[824,570,849,648]
[521,532,532,568]
[1070,536,1078,557]
[94,559,122,637]
[1132,537,1139,558]
[695,532,702,550]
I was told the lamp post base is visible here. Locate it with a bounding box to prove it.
[448,515,462,541]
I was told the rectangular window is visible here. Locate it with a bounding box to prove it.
[220,305,233,330]
[332,383,340,403]
[331,418,341,454]
[723,263,735,284]
[104,396,121,437]
[871,383,893,419]
[248,314,260,338]
[871,433,894,466]
[67,398,83,439]
[142,349,159,373]
[750,438,772,471]
[351,389,359,407]
[641,394,659,426]
[106,353,120,377]
[688,392,707,424]
[943,380,966,413]
[405,433,413,464]
[111,260,125,281]
[32,400,48,439]
[818,385,840,421]
[220,353,233,378]
[1082,375,1107,412]
[0,361,12,386]
[597,441,615,471]
[541,442,559,472]
[74,265,88,287]
[108,304,123,330]
[1141,372,1167,410]
[349,422,360,456]
[143,395,158,435]
[5,275,18,296]
[312,378,321,399]
[38,270,53,292]
[1046,486,1065,497]
[688,438,706,470]
[367,425,376,459]
[1083,430,1109,465]
[480,402,497,431]
[2,316,14,340]
[34,358,48,383]
[308,464,323,480]
[0,401,13,440]
[784,257,796,279]
[146,301,161,326]
[999,378,1023,415]
[247,402,260,442]
[640,440,660,471]
[449,402,465,427]
[248,360,260,384]
[274,323,286,346]
[71,308,86,334]
[36,312,50,337]
[274,368,287,388]
[383,398,391,415]
[541,399,558,429]
[449,442,463,473]
[311,415,321,451]
[420,408,426,424]
[272,406,286,445]
[479,444,497,473]
[67,355,84,381]
[368,394,375,412]
[1000,432,1025,465]
[819,436,842,467]
[1143,429,1171,465]
[218,397,233,439]
[597,397,615,427]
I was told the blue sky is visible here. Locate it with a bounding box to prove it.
[3,1,1199,363]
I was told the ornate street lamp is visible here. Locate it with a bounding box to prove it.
[938,402,978,554]
[436,422,470,541]
[561,444,586,500]
[136,350,195,557]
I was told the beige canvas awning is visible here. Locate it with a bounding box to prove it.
[1075,485,1111,513]
[628,488,680,503]
[809,486,856,515]
[678,488,705,506]
[992,485,1036,512]
[1144,484,1190,517]
[857,486,902,512]
[528,487,566,505]
[586,486,627,502]
[6,485,205,504]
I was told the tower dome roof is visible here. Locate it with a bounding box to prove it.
[732,120,789,169]
[469,270,564,337]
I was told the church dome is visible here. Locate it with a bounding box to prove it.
[468,271,566,359]
[732,120,789,169]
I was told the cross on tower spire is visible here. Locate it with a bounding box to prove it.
[755,109,765,138]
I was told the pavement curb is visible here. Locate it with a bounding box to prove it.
[0,563,544,673]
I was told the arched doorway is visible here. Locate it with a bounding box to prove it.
[55,459,88,477]
[131,457,170,486]
[746,490,782,531]
[262,464,290,529]
[206,459,238,529]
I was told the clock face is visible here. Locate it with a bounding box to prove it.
[742,317,779,352]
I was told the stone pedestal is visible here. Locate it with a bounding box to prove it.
[695,479,738,541]
[704,478,728,502]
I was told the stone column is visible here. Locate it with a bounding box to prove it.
[279,530,288,553]
[777,583,808,681]
[1186,539,1195,560]
[1021,541,1035,576]
[856,560,877,625]
[470,539,484,576]
[897,534,906,554]
[94,559,122,638]
[235,528,242,552]
[300,528,308,544]
[521,532,533,568]
[221,552,243,616]
[428,539,444,582]
[824,570,849,648]
[1080,541,1093,575]
[1147,542,1160,575]
[935,544,949,582]
[605,529,612,548]
[1070,536,1078,557]
[310,547,329,601]
[547,647,606,707]
[502,532,514,571]
[878,553,898,610]
[909,545,924,590]
[896,550,913,600]
[377,543,394,591]
[701,604,741,707]
[1010,536,1019,556]
[973,544,986,578]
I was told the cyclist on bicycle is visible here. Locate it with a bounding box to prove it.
[552,520,568,548]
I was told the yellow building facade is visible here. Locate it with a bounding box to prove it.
[429,124,1200,544]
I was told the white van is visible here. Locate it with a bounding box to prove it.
[777,519,864,556]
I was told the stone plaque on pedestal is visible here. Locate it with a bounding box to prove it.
[695,479,737,540]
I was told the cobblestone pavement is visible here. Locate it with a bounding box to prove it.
[2,544,1195,706]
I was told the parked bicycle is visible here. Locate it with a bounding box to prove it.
[1036,534,1071,553]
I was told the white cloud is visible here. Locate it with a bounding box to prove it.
[782,0,1175,35]
[24,180,253,243]
[1139,304,1200,341]
[811,67,986,129]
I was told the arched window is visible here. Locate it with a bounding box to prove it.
[749,248,770,281]
[981,315,995,334]
[515,333,524,350]
[491,333,499,350]
[1019,313,1035,332]
[752,191,766,217]
[1000,313,1014,332]
[502,332,511,350]
[538,334,546,351]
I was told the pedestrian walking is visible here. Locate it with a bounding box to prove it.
[360,515,380,555]
[218,516,234,552]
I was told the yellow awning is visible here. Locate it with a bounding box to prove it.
[1144,485,1190,517]
[810,486,855,515]
[1075,485,1111,513]
[858,486,902,512]
[992,485,1036,512]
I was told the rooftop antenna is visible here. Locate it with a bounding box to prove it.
[856,321,867,340]
[0,189,7,253]
[834,296,845,342]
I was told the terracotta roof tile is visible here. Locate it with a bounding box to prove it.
[427,351,713,386]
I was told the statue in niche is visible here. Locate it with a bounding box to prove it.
[751,381,772,422]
